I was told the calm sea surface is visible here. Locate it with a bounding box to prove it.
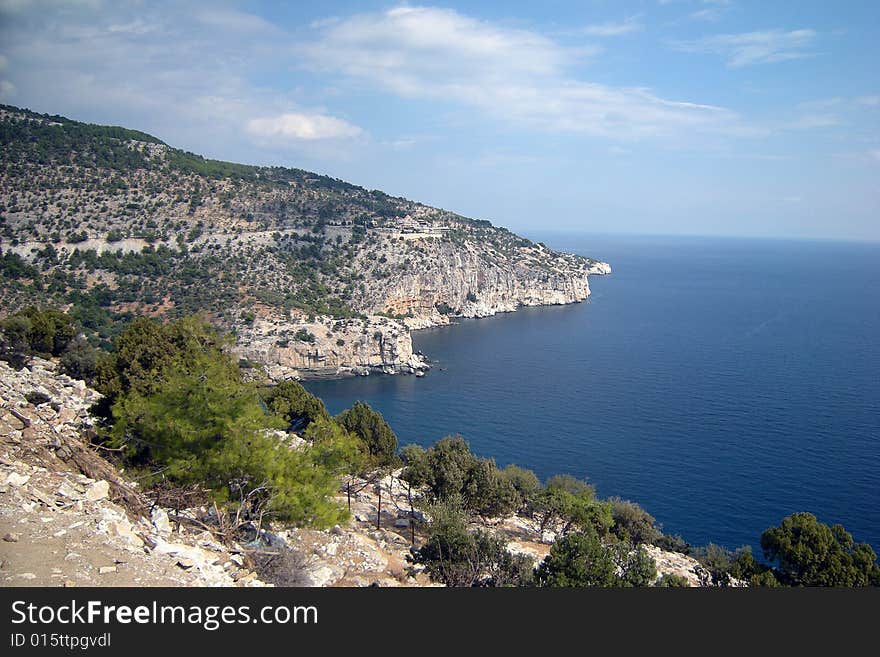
[306,234,880,551]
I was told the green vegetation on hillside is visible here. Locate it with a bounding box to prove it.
[1,103,594,341]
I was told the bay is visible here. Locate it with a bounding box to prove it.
[305,234,880,551]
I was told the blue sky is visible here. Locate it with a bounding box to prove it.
[1,1,878,241]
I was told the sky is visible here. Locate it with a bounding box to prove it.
[1,1,878,241]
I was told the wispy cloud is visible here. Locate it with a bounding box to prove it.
[246,112,363,140]
[659,0,733,22]
[303,7,741,140]
[787,114,839,130]
[672,28,816,67]
[195,9,280,34]
[581,16,643,37]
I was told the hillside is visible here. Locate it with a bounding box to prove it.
[0,357,716,588]
[0,104,609,379]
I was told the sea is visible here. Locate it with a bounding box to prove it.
[305,234,880,552]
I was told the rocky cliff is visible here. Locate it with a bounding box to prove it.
[0,105,609,381]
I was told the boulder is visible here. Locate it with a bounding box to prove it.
[5,472,30,487]
[151,508,172,535]
[84,480,110,502]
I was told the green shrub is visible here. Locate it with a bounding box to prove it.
[609,497,662,545]
[102,316,349,527]
[59,335,99,383]
[262,380,330,432]
[294,328,315,343]
[656,574,690,587]
[761,512,880,586]
[536,528,656,587]
[533,474,613,538]
[407,498,534,587]
[336,401,398,468]
[400,436,521,517]
[0,307,76,367]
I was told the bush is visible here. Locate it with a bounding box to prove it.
[262,380,330,432]
[656,574,690,587]
[609,497,662,545]
[0,307,77,368]
[0,315,32,368]
[103,316,349,528]
[407,499,535,587]
[336,401,398,468]
[536,528,656,587]
[533,474,613,538]
[294,328,315,343]
[400,436,521,517]
[59,335,99,383]
[535,529,611,587]
[654,533,691,555]
[761,512,880,586]
[498,464,541,514]
[693,543,734,586]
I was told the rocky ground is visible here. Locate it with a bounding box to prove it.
[0,358,267,587]
[0,357,718,588]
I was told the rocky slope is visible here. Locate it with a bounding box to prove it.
[0,358,269,586]
[1,358,723,588]
[1,104,609,379]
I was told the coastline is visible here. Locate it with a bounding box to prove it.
[284,262,611,382]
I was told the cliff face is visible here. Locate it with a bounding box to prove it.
[232,236,610,380]
[235,313,429,380]
[380,246,611,329]
[0,105,610,380]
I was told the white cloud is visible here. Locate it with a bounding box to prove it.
[690,8,724,22]
[581,16,642,37]
[0,79,15,99]
[796,98,842,111]
[856,95,880,106]
[303,7,740,140]
[246,112,363,140]
[787,114,839,130]
[870,150,880,162]
[0,0,101,14]
[196,9,278,34]
[659,0,733,21]
[672,29,816,67]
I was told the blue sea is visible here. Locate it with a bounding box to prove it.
[306,234,880,552]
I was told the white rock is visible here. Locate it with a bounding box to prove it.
[108,520,143,548]
[5,472,30,487]
[84,480,109,502]
[307,565,339,587]
[151,508,172,534]
[56,482,80,499]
